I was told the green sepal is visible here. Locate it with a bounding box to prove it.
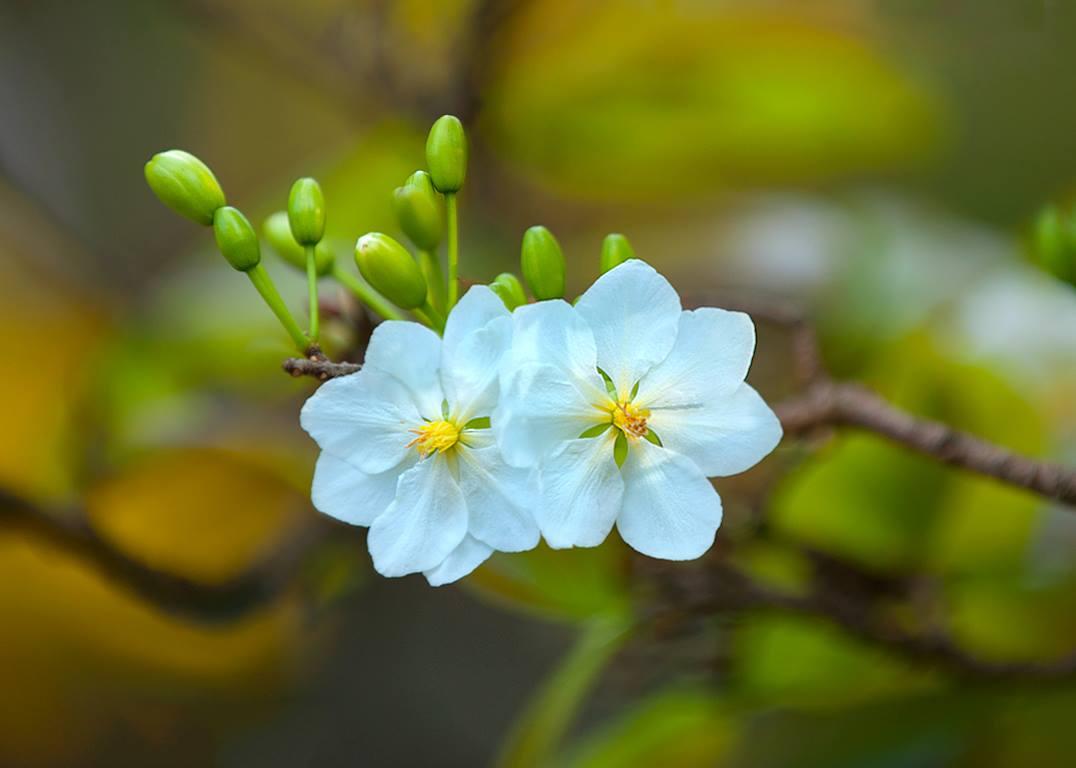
[596,367,617,398]
[579,423,613,439]
[613,432,629,467]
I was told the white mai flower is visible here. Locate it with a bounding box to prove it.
[301,286,539,585]
[493,259,782,560]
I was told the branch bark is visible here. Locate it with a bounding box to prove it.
[777,380,1076,505]
[653,560,1076,682]
[0,489,336,625]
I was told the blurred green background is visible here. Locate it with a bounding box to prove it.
[1,1,1075,766]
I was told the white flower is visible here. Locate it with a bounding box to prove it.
[301,287,539,585]
[493,260,782,560]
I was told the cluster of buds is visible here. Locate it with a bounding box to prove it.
[144,116,640,350]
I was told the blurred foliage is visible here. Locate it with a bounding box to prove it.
[468,539,632,623]
[486,1,937,201]
[1,0,1075,765]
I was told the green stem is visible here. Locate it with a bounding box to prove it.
[246,263,309,352]
[413,300,445,333]
[419,249,446,314]
[330,266,406,321]
[446,192,459,310]
[495,615,633,768]
[305,245,319,342]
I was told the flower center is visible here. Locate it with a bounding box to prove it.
[611,399,650,439]
[407,419,460,457]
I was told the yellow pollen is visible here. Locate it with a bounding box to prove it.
[611,399,650,439]
[407,419,460,457]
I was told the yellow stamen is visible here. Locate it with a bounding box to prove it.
[611,399,650,439]
[406,419,460,458]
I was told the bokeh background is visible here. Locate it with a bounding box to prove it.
[2,1,1076,766]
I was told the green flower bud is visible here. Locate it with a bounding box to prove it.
[1029,205,1076,286]
[212,206,261,272]
[425,115,467,193]
[393,173,443,251]
[489,272,527,310]
[354,233,427,309]
[144,149,226,226]
[600,233,636,274]
[288,177,326,246]
[262,211,334,276]
[521,225,566,300]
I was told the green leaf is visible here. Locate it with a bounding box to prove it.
[486,5,936,201]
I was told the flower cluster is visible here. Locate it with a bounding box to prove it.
[303,259,781,584]
[144,115,782,586]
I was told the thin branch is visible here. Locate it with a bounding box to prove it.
[283,356,360,380]
[652,560,1076,682]
[776,380,1076,505]
[0,489,336,625]
[287,296,1075,505]
[705,292,1076,506]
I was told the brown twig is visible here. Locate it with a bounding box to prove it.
[0,489,336,625]
[283,356,361,380]
[776,380,1076,505]
[288,297,1076,505]
[701,293,1076,506]
[651,560,1076,682]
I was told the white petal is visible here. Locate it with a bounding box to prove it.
[635,308,755,408]
[617,440,722,560]
[367,457,468,577]
[442,285,509,361]
[504,300,604,401]
[310,452,411,526]
[423,535,493,586]
[649,384,782,477]
[441,315,512,423]
[575,260,681,397]
[457,445,540,552]
[300,368,422,474]
[363,321,444,420]
[536,433,624,549]
[494,363,608,468]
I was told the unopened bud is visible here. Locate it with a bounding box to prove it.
[288,177,326,246]
[425,115,467,193]
[489,272,527,310]
[1031,205,1076,286]
[521,225,566,300]
[354,233,427,309]
[213,206,261,272]
[144,149,225,226]
[600,233,636,274]
[393,171,443,251]
[263,211,334,276]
